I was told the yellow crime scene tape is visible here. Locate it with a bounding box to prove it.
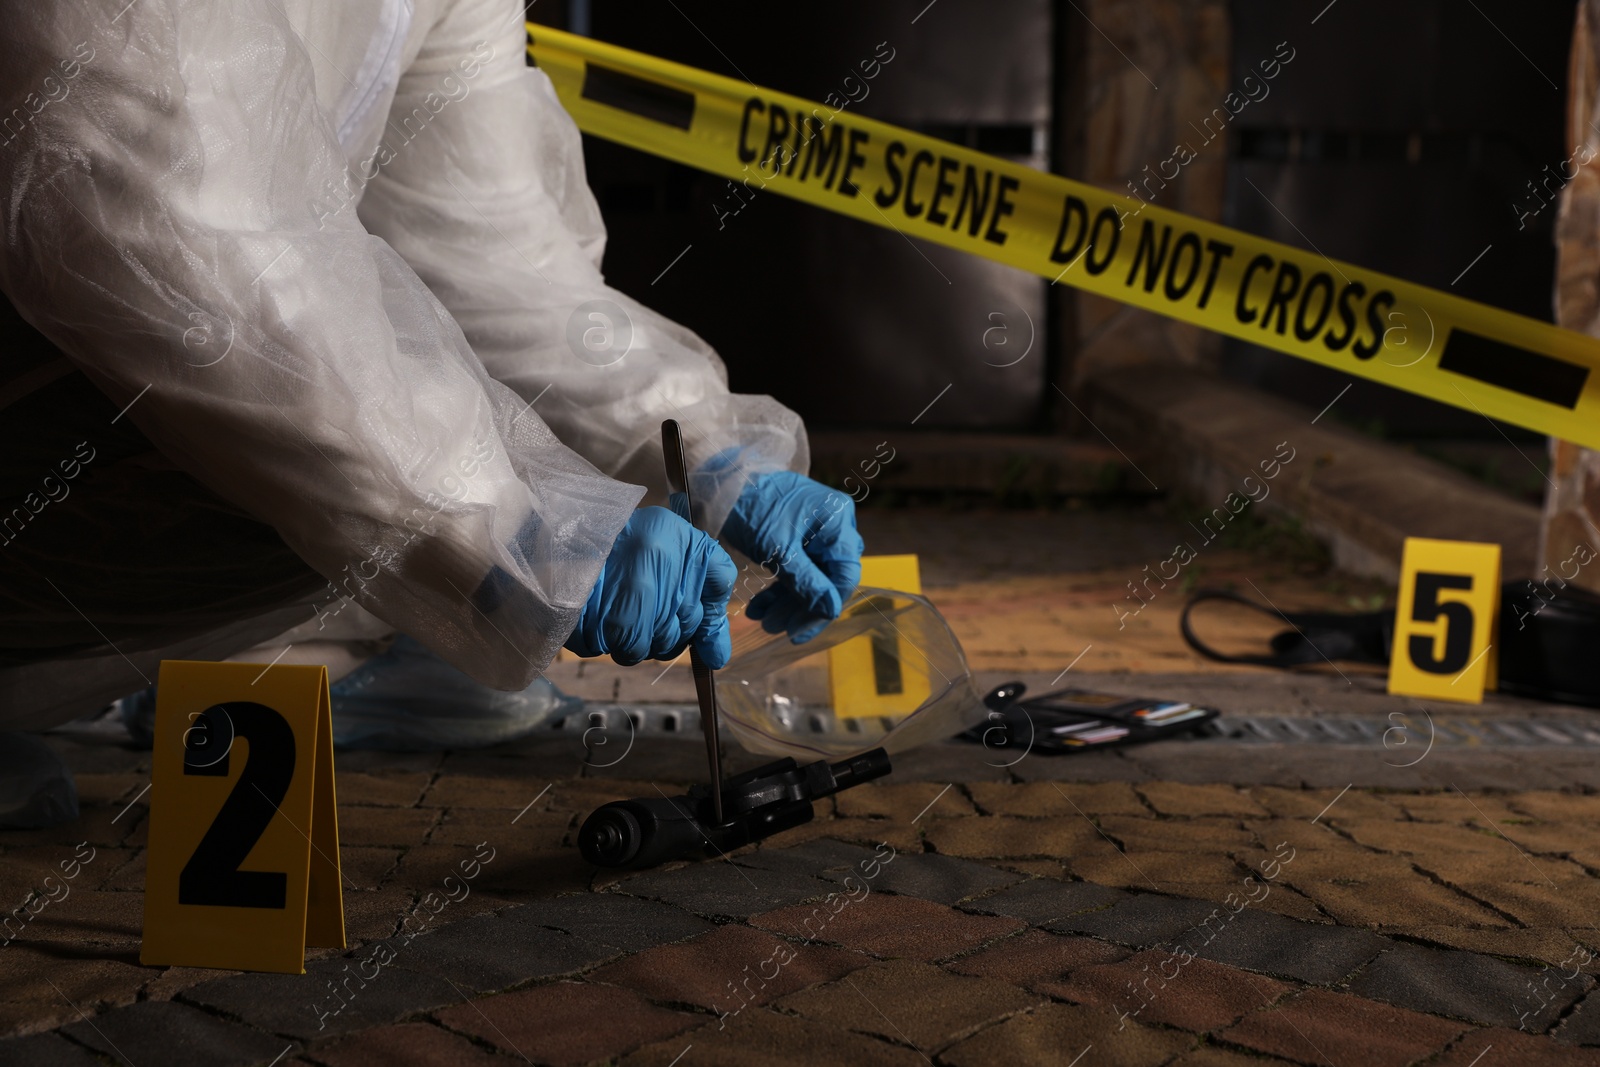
[528,24,1600,450]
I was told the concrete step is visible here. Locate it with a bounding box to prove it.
[1086,366,1542,581]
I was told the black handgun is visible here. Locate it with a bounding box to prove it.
[577,747,891,869]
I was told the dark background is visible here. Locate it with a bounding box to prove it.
[530,0,1575,447]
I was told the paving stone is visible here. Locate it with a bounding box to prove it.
[0,807,141,852]
[732,839,881,879]
[391,909,620,993]
[469,848,596,901]
[311,1021,504,1066]
[1248,786,1399,822]
[589,923,866,1012]
[1300,876,1512,932]
[618,859,836,919]
[1558,988,1600,1046]
[337,887,422,942]
[833,781,975,820]
[1137,783,1267,817]
[388,839,590,901]
[1047,892,1226,948]
[1338,817,1524,856]
[1185,907,1386,984]
[1347,941,1591,1030]
[940,1001,1191,1067]
[63,1000,290,1067]
[1372,849,1593,891]
[0,1032,103,1067]
[68,851,138,895]
[1509,792,1600,823]
[1241,884,1329,924]
[1243,818,1379,860]
[1218,988,1470,1065]
[946,928,1128,986]
[94,849,146,892]
[967,781,1149,817]
[1035,948,1297,1033]
[1398,792,1525,824]
[797,817,923,853]
[135,964,243,1009]
[621,1007,927,1067]
[777,958,1041,1052]
[1459,879,1600,929]
[1095,816,1258,853]
[329,807,439,848]
[1261,845,1411,883]
[818,850,1021,905]
[0,943,151,1008]
[1408,925,1594,969]
[333,751,442,775]
[923,815,1101,860]
[1125,747,1315,789]
[183,956,460,1041]
[10,889,142,947]
[0,844,131,896]
[437,981,698,1066]
[421,774,558,810]
[337,846,403,890]
[504,891,714,953]
[429,807,571,847]
[1165,1047,1301,1067]
[964,876,1126,925]
[750,892,1022,961]
[1445,1027,1600,1065]
[330,772,433,808]
[0,999,75,1036]
[1069,847,1246,888]
[997,859,1069,880]
[1008,749,1147,784]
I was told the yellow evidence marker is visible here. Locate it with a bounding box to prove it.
[828,554,931,720]
[141,661,345,974]
[1387,538,1502,704]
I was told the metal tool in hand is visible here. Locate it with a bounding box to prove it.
[660,419,726,826]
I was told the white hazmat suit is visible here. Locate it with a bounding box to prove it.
[0,0,805,728]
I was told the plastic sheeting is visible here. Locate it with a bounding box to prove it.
[717,588,986,761]
[0,0,804,726]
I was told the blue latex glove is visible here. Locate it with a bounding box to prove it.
[566,507,738,669]
[723,471,864,643]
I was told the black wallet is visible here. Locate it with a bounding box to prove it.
[959,681,1220,754]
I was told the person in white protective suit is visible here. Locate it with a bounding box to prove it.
[0,0,863,817]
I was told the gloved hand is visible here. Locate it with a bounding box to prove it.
[566,507,738,669]
[722,471,864,643]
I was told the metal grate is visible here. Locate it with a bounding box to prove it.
[556,706,1600,751]
[1199,716,1600,748]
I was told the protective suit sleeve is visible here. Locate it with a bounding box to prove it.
[0,0,641,688]
[356,0,809,535]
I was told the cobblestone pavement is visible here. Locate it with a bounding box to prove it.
[6,505,1598,1066]
[7,726,1600,1067]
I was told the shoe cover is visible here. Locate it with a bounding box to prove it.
[0,735,79,830]
[116,688,157,751]
[115,634,579,752]
[0,0,804,728]
[329,635,582,750]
